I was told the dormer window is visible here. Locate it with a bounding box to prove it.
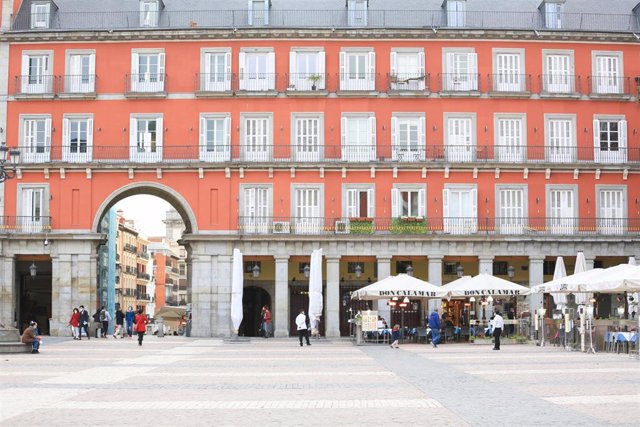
[445,0,466,27]
[541,0,564,29]
[140,0,161,28]
[347,0,368,27]
[30,2,51,29]
[248,0,270,26]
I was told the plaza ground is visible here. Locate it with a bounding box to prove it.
[0,337,638,426]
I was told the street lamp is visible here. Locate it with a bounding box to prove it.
[29,262,37,278]
[0,141,20,183]
[354,263,362,278]
[252,263,260,278]
[456,264,464,278]
[405,264,414,277]
[303,264,310,279]
[507,265,515,280]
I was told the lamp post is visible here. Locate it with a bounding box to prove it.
[29,261,37,278]
[405,264,414,277]
[399,297,409,339]
[354,263,362,278]
[303,264,310,279]
[252,263,260,278]
[456,264,464,278]
[0,141,20,183]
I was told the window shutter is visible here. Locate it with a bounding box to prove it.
[239,52,246,90]
[418,189,426,217]
[346,189,357,217]
[43,55,49,74]
[446,52,455,74]
[471,188,478,218]
[89,54,96,81]
[225,116,232,156]
[21,54,29,77]
[199,116,207,148]
[442,189,450,218]
[318,51,325,75]
[368,116,376,150]
[158,52,166,80]
[87,118,94,149]
[247,0,253,25]
[418,51,425,76]
[289,50,296,82]
[263,0,270,25]
[204,53,211,76]
[619,120,627,148]
[339,51,346,85]
[45,118,52,148]
[391,116,398,148]
[22,119,29,149]
[62,118,70,146]
[592,119,600,149]
[368,51,376,83]
[245,187,255,217]
[130,117,137,147]
[131,52,139,75]
[367,188,374,218]
[267,52,275,89]
[419,116,426,146]
[390,51,397,77]
[469,52,478,89]
[341,116,347,148]
[391,188,399,218]
[156,118,164,155]
[225,51,232,80]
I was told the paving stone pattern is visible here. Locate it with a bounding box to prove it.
[0,337,638,426]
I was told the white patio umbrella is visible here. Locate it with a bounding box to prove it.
[351,274,447,300]
[579,264,640,293]
[573,251,591,305]
[550,257,568,309]
[441,273,530,298]
[530,268,604,294]
[308,248,323,333]
[230,248,244,334]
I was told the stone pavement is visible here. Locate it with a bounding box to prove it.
[0,336,638,426]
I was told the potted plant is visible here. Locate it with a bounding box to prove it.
[349,217,374,234]
[390,217,427,234]
[308,74,322,90]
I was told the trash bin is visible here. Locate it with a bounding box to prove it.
[156,317,164,338]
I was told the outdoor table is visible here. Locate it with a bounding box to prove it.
[614,332,637,354]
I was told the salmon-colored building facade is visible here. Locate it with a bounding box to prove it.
[1,0,639,337]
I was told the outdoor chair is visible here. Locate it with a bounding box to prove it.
[416,327,428,344]
[460,326,469,342]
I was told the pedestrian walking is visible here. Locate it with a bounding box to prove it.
[295,309,311,347]
[113,307,125,338]
[262,305,272,338]
[78,305,90,340]
[493,310,504,351]
[21,321,43,354]
[68,308,80,339]
[134,309,148,346]
[390,324,401,349]
[429,308,441,348]
[99,306,110,338]
[125,306,135,338]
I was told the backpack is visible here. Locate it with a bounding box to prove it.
[93,311,101,322]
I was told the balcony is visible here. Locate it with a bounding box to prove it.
[16,144,640,166]
[238,216,640,237]
[587,76,632,100]
[136,291,151,301]
[387,73,430,96]
[125,73,167,97]
[195,72,233,96]
[286,73,329,96]
[237,73,278,95]
[58,74,97,98]
[338,73,379,94]
[539,74,581,98]
[487,74,532,97]
[9,10,639,33]
[13,75,56,99]
[438,73,481,96]
[0,216,52,233]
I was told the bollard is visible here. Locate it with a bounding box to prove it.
[156,317,164,338]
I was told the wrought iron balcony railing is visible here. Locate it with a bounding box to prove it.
[9,10,639,33]
[0,216,52,233]
[13,75,56,97]
[58,74,97,95]
[387,73,430,92]
[125,73,167,95]
[16,144,640,165]
[487,74,532,94]
[438,73,481,93]
[339,73,379,92]
[539,74,581,95]
[587,76,632,97]
[238,216,640,237]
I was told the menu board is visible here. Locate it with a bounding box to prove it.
[361,311,378,332]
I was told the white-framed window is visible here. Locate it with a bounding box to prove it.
[391,185,426,219]
[542,50,574,93]
[20,115,51,163]
[390,49,425,91]
[347,0,368,27]
[494,114,526,162]
[248,0,270,26]
[496,185,527,234]
[593,117,627,164]
[62,115,93,162]
[492,49,525,92]
[596,186,626,235]
[545,114,576,163]
[239,50,275,91]
[64,51,96,93]
[293,185,323,234]
[543,1,564,29]
[17,184,49,232]
[200,49,231,92]
[130,50,165,92]
[446,0,466,27]
[443,185,477,234]
[139,0,160,27]
[241,113,272,161]
[391,114,425,161]
[339,49,376,91]
[129,115,163,162]
[292,113,323,162]
[443,49,478,91]
[30,2,50,29]
[199,114,231,162]
[344,185,375,219]
[241,185,272,234]
[592,51,624,94]
[20,51,53,94]
[444,113,476,162]
[289,49,325,91]
[546,186,576,235]
[341,114,376,162]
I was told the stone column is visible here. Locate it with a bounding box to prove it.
[274,255,290,337]
[325,256,340,338]
[528,256,545,314]
[190,252,213,337]
[214,255,232,337]
[428,255,444,313]
[0,254,15,327]
[478,256,494,275]
[51,254,69,336]
[585,256,595,271]
[376,256,392,321]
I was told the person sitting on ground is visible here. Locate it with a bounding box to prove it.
[21,321,43,354]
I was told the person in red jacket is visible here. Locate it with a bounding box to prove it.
[68,308,80,340]
[134,309,148,346]
[262,305,272,338]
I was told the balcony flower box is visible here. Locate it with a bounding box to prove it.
[348,217,374,234]
[390,217,427,234]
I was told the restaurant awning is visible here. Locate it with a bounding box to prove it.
[351,274,447,300]
[440,273,530,298]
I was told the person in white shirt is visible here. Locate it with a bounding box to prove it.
[492,310,504,350]
[295,309,311,347]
